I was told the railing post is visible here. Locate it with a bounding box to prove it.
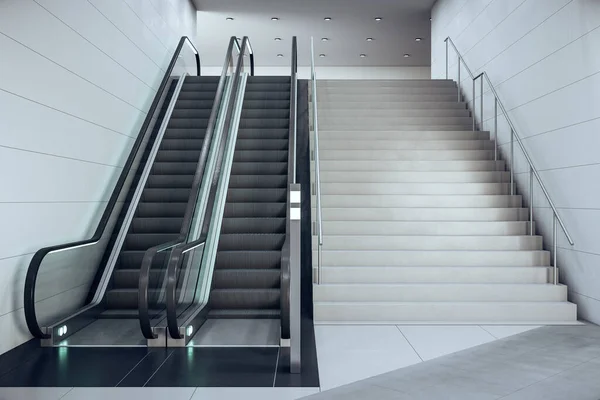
[510,128,514,195]
[457,60,461,102]
[472,78,476,131]
[494,97,498,161]
[480,77,484,133]
[445,39,449,79]
[529,167,534,235]
[290,183,302,372]
[553,215,558,285]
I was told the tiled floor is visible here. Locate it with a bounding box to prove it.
[314,324,540,390]
[306,323,600,400]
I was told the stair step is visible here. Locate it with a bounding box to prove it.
[320,109,470,118]
[314,284,566,302]
[321,182,511,195]
[317,94,461,102]
[320,171,509,183]
[314,235,541,250]
[313,301,578,324]
[318,208,529,222]
[319,194,522,208]
[322,221,533,235]
[317,79,456,88]
[319,266,551,284]
[318,130,490,141]
[320,149,493,161]
[316,160,505,172]
[319,139,493,151]
[318,87,460,95]
[318,250,549,267]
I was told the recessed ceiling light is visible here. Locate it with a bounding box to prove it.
[277,54,284,57]
[404,54,411,58]
[271,17,279,21]
[324,17,332,21]
[375,17,383,21]
[321,37,329,42]
[226,17,234,21]
[319,54,326,57]
[274,37,282,41]
[360,54,367,58]
[415,37,423,42]
[366,38,374,41]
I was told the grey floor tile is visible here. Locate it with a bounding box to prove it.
[61,387,197,400]
[0,387,72,400]
[305,382,407,400]
[191,387,320,399]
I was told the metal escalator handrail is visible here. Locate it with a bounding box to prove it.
[234,37,255,76]
[166,37,251,340]
[24,36,201,339]
[280,36,298,340]
[138,37,238,339]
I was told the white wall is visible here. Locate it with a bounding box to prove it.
[0,0,197,354]
[431,0,600,323]
[202,66,431,80]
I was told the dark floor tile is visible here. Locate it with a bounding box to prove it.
[0,347,148,387]
[145,347,278,387]
[275,318,320,388]
[0,339,41,378]
[117,348,173,387]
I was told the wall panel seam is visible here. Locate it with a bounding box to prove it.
[119,0,170,55]
[0,144,128,168]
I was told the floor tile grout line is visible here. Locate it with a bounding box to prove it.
[188,387,198,400]
[478,325,499,339]
[272,346,281,387]
[58,387,75,399]
[115,351,152,387]
[143,349,175,387]
[395,325,423,362]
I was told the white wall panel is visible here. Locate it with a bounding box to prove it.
[0,0,197,354]
[433,0,600,324]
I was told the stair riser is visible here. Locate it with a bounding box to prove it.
[319,109,471,118]
[317,95,460,102]
[313,303,577,323]
[318,266,551,284]
[317,80,457,88]
[315,160,505,172]
[317,87,460,95]
[317,250,550,267]
[316,102,467,110]
[320,150,494,161]
[314,285,567,302]
[318,131,490,140]
[317,208,529,222]
[318,140,494,151]
[313,235,541,250]
[321,183,511,195]
[320,116,473,125]
[318,195,522,208]
[320,171,510,183]
[322,221,532,236]
[322,125,475,131]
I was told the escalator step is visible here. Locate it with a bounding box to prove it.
[160,139,204,150]
[233,150,288,162]
[167,118,209,129]
[171,109,213,119]
[113,268,165,288]
[230,162,287,175]
[224,202,286,218]
[152,162,198,175]
[174,100,216,109]
[106,288,163,309]
[141,188,192,202]
[117,250,169,270]
[228,175,287,188]
[242,100,290,110]
[164,129,208,140]
[212,269,281,289]
[131,217,183,233]
[146,174,195,188]
[245,84,290,92]
[227,188,286,203]
[137,202,188,218]
[241,109,290,119]
[218,233,285,251]
[247,76,290,83]
[215,251,281,269]
[124,233,180,250]
[181,83,219,92]
[221,218,286,234]
[184,76,220,83]
[236,139,288,151]
[243,92,290,101]
[208,309,281,319]
[155,150,202,162]
[238,119,289,129]
[178,91,218,100]
[237,129,289,140]
[209,288,280,310]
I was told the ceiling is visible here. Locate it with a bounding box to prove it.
[193,0,435,67]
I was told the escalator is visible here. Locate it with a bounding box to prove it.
[210,76,291,319]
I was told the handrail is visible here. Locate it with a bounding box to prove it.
[444,36,573,284]
[310,37,323,284]
[235,37,255,76]
[166,37,250,340]
[280,36,298,340]
[138,37,238,339]
[24,36,201,339]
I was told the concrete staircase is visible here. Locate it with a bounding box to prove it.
[310,79,578,324]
